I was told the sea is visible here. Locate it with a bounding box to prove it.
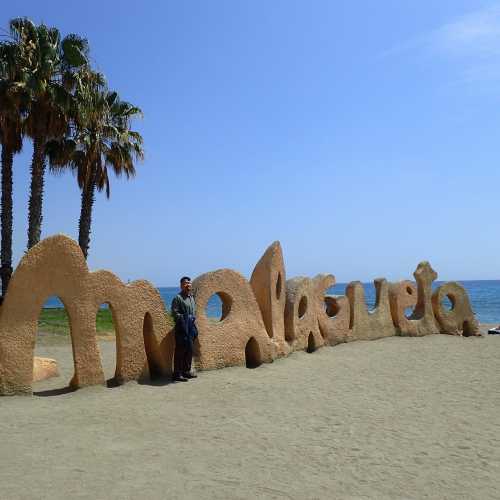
[43,280,500,324]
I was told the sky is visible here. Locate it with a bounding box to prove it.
[1,0,500,285]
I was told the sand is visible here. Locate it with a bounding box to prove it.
[1,327,500,500]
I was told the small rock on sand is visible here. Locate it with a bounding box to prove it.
[33,356,59,382]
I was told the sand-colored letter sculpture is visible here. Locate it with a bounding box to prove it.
[0,235,173,395]
[0,236,480,396]
[192,269,275,369]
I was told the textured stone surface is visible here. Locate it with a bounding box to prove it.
[33,357,59,382]
[432,282,481,336]
[284,277,325,352]
[324,295,352,344]
[0,235,173,396]
[0,235,481,397]
[399,262,440,337]
[346,278,396,341]
[388,280,418,334]
[313,274,351,345]
[250,241,289,357]
[193,269,275,369]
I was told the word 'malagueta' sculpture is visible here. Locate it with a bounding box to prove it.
[0,236,479,396]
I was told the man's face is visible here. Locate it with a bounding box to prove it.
[181,280,192,294]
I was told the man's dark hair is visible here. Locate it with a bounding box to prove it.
[180,276,191,284]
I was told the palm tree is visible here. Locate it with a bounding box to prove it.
[47,71,144,259]
[0,41,25,295]
[9,18,89,249]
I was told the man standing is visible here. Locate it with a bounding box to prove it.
[171,276,198,382]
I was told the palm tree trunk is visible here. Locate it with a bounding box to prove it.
[78,166,98,260]
[1,145,14,296]
[27,134,47,249]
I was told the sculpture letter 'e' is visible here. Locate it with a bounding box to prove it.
[388,280,418,334]
[398,261,440,337]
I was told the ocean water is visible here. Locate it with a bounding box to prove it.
[43,280,500,324]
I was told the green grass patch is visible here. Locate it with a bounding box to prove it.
[38,307,115,336]
[38,307,175,336]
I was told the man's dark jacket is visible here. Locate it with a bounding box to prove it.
[171,293,198,345]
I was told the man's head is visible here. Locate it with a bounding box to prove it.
[180,276,192,294]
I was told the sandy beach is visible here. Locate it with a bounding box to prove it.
[1,328,500,500]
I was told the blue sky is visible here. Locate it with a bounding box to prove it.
[2,1,500,285]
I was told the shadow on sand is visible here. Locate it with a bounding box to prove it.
[137,375,174,387]
[34,386,77,397]
[33,375,176,396]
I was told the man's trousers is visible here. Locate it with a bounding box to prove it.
[174,333,193,376]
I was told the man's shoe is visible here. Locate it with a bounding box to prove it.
[183,372,197,379]
[173,374,188,382]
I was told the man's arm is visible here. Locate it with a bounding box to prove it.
[171,296,182,323]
